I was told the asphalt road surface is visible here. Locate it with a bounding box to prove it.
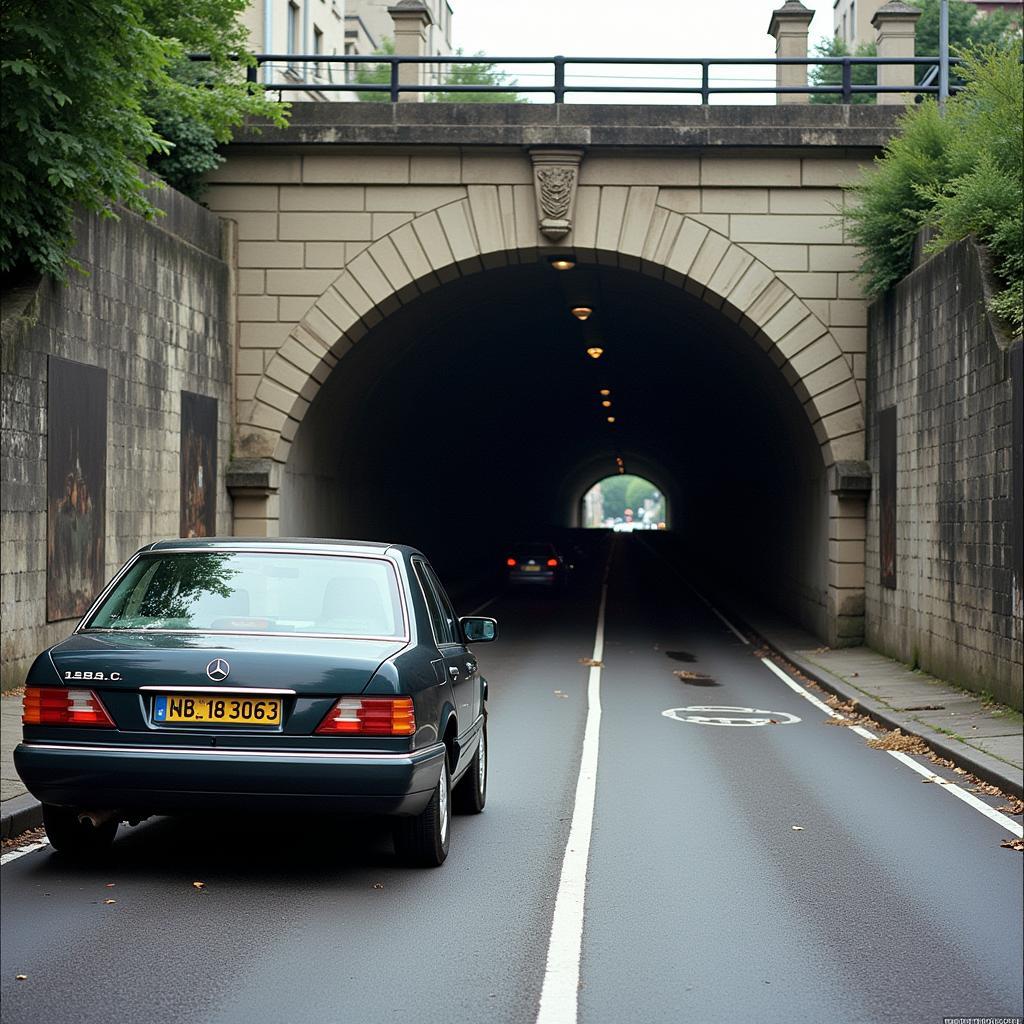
[3,537,1022,1024]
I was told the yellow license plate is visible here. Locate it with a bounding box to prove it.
[153,694,282,726]
[522,564,541,572]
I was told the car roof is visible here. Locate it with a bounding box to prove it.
[143,537,425,559]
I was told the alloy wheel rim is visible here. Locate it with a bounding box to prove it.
[439,769,449,844]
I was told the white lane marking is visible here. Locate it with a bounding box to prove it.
[760,658,841,717]
[1,839,50,866]
[468,595,500,615]
[662,706,801,727]
[757,653,1024,838]
[535,581,608,1024]
[686,583,750,645]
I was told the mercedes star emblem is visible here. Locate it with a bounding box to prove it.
[206,658,230,682]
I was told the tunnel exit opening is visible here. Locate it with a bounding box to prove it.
[581,475,667,531]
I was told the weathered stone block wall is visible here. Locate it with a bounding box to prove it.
[866,237,1023,708]
[0,188,233,690]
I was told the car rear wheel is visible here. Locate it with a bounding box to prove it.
[393,760,450,867]
[42,804,118,859]
[453,724,487,814]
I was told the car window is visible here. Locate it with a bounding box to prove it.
[413,560,451,645]
[421,563,460,646]
[86,552,406,637]
[514,544,557,559]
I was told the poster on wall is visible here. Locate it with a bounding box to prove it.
[47,357,107,622]
[879,405,897,590]
[180,391,218,538]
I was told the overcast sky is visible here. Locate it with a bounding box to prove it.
[450,0,839,101]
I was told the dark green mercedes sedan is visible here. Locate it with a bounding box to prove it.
[14,538,497,867]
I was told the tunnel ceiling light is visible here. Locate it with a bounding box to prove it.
[586,347,604,360]
[601,400,612,408]
[571,306,592,321]
[549,256,576,271]
[606,416,616,424]
[599,389,611,396]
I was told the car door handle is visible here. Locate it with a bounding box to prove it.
[449,666,460,678]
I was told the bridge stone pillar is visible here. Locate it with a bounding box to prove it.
[388,0,432,102]
[872,1,922,105]
[768,1,814,104]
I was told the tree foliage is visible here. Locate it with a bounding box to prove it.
[139,0,288,200]
[0,0,287,281]
[809,37,878,104]
[844,46,1023,332]
[809,0,1020,104]
[911,0,1019,59]
[430,51,524,103]
[354,41,523,102]
[0,1,168,279]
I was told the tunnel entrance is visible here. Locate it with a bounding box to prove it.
[581,475,666,531]
[274,252,847,641]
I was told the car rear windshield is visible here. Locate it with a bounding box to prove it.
[85,552,406,638]
[513,544,556,558]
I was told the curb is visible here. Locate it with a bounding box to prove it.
[1,793,42,840]
[756,636,1024,801]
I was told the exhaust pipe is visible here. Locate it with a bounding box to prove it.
[76,809,121,829]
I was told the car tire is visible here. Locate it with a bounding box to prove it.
[42,804,118,859]
[393,760,451,867]
[453,724,487,814]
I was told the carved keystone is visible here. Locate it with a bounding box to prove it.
[528,148,584,241]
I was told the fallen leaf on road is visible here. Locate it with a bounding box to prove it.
[768,719,779,725]
[553,690,568,699]
[103,899,116,905]
[192,881,205,890]
[971,782,1001,796]
[1000,838,1024,852]
[921,778,934,784]
[791,826,804,831]
[16,975,27,981]
[372,882,384,890]
[105,883,115,888]
[578,657,603,667]
[996,800,1024,815]
[866,729,929,754]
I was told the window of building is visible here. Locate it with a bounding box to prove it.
[287,1,300,54]
[313,24,324,79]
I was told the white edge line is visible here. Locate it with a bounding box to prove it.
[760,657,841,717]
[535,581,607,1024]
[686,583,750,645]
[1,839,50,866]
[468,595,500,616]
[885,750,1023,837]
[759,656,1023,839]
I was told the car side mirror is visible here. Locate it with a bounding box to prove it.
[460,616,497,643]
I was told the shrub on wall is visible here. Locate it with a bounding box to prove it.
[844,45,1023,333]
[0,0,287,282]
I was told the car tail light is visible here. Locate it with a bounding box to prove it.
[546,558,558,567]
[506,558,517,567]
[315,697,415,736]
[22,687,114,727]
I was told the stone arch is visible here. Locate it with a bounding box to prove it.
[561,452,679,530]
[240,192,863,472]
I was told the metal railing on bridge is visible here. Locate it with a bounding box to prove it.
[189,53,964,104]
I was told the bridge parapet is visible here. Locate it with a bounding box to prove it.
[236,102,903,150]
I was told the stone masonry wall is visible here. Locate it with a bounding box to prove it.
[866,237,1023,708]
[0,188,233,690]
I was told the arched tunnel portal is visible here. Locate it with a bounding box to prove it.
[276,257,852,642]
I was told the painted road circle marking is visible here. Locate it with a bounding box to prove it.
[662,705,801,727]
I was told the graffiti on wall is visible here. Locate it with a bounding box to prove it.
[47,357,107,621]
[180,391,217,538]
